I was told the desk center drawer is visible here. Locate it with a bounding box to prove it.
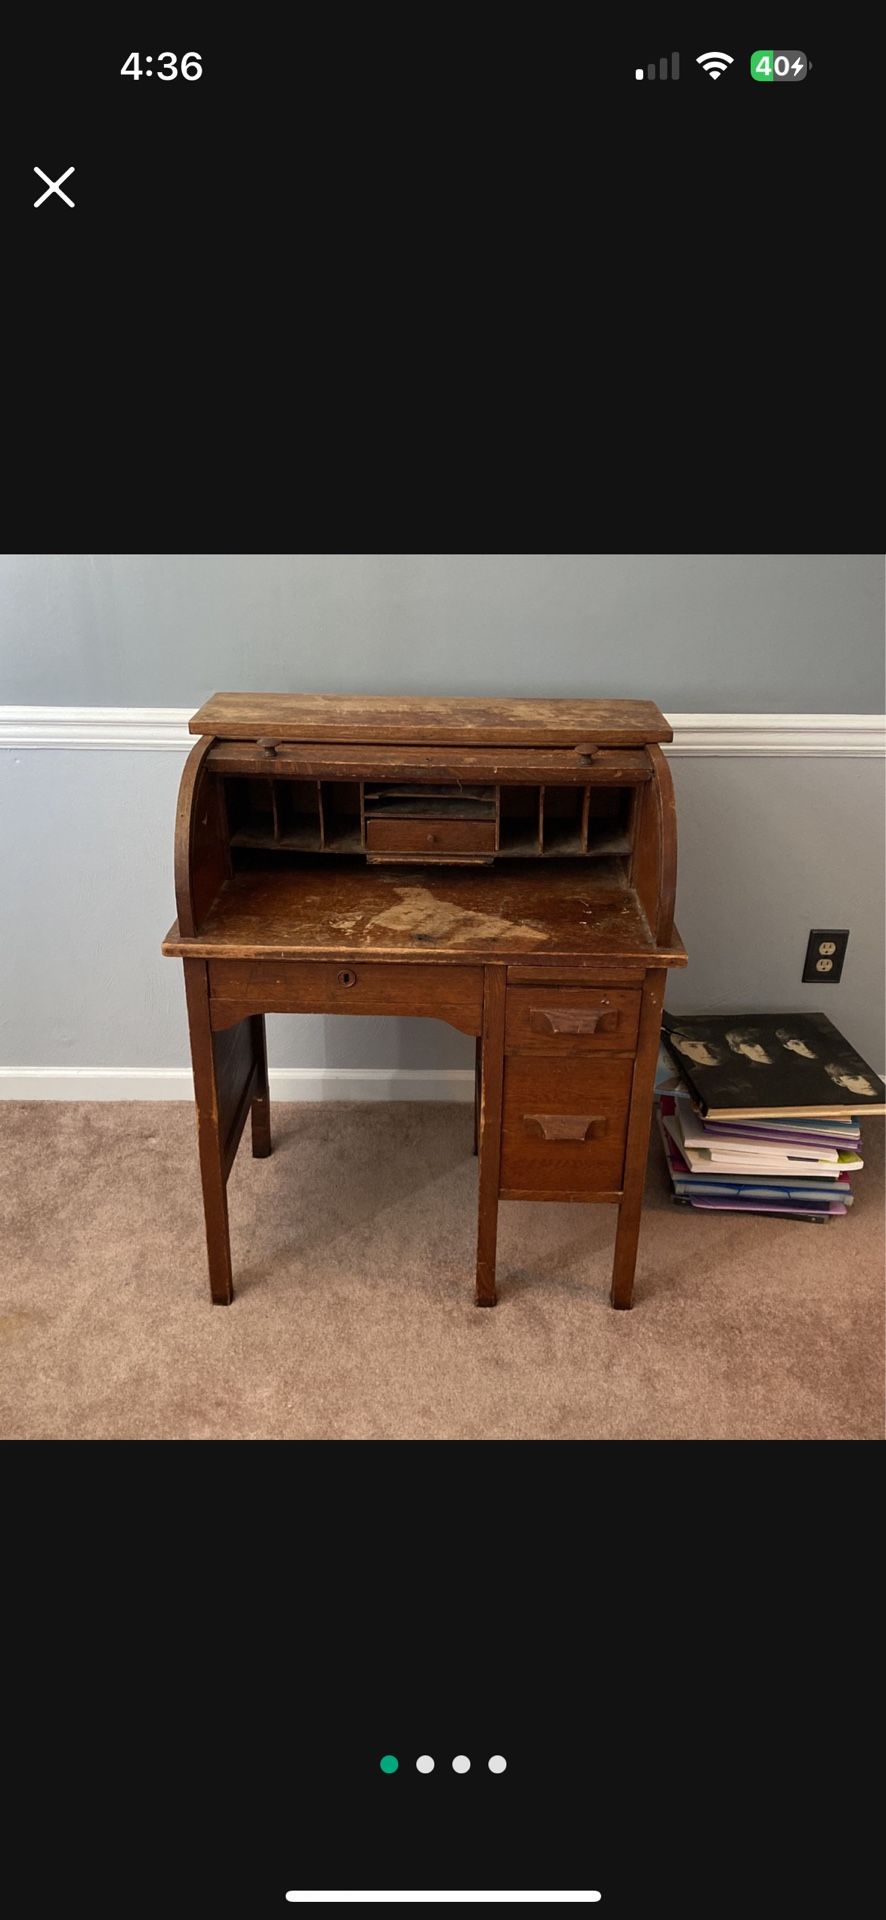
[208,959,483,1035]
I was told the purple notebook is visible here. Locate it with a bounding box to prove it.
[699,1120,860,1150]
[689,1197,847,1217]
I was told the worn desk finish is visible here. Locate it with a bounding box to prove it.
[163,695,687,1308]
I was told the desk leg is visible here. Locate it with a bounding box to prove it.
[472,1036,482,1155]
[250,1014,272,1158]
[475,968,506,1306]
[611,968,666,1310]
[184,959,234,1306]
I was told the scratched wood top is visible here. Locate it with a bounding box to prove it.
[190,693,672,747]
[162,860,688,965]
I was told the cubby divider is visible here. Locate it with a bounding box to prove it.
[275,780,322,849]
[541,786,585,856]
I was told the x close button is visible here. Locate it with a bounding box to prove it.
[34,166,75,208]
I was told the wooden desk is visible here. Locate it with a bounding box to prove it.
[163,695,687,1308]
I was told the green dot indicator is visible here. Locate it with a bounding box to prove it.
[379,1754,399,1773]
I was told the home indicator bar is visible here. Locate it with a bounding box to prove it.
[284,1897,603,1906]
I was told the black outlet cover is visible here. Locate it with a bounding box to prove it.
[803,929,849,983]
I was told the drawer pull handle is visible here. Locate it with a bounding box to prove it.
[574,743,600,762]
[529,1007,616,1035]
[257,737,281,758]
[523,1113,607,1142]
[337,969,357,988]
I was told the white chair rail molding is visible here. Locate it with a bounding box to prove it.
[1,707,884,754]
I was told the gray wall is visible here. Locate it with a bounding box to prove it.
[666,755,885,1066]
[2,552,884,711]
[2,554,884,1079]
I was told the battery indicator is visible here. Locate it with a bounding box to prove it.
[751,50,809,82]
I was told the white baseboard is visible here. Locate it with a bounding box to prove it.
[1,707,884,755]
[0,1066,475,1102]
[3,1063,880,1103]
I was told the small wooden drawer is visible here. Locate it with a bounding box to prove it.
[365,818,496,856]
[208,959,483,1035]
[500,1055,633,1197]
[505,985,640,1053]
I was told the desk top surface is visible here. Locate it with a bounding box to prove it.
[163,860,687,966]
[189,693,672,747]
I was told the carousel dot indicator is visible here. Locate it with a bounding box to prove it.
[416,1755,435,1773]
[379,1755,399,1774]
[452,1755,471,1773]
[488,1755,507,1773]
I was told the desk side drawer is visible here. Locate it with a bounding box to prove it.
[505,985,640,1053]
[500,1055,632,1197]
[365,818,496,856]
[208,959,483,1035]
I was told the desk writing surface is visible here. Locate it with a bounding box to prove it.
[189,693,673,747]
[162,859,687,965]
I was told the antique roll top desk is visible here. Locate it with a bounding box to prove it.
[163,695,686,1309]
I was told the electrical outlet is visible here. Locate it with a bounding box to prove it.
[803,928,849,983]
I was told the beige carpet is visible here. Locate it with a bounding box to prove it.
[1,1101,882,1440]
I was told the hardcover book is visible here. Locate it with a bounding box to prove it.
[660,1011,885,1118]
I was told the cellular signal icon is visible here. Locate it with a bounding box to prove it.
[696,51,734,80]
[635,53,680,80]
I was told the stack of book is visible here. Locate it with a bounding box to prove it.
[656,1011,884,1222]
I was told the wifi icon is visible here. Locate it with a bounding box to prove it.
[696,50,734,79]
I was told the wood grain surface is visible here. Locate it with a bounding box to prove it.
[162,860,689,965]
[207,743,654,783]
[206,959,483,1036]
[191,692,672,746]
[505,985,641,1053]
[500,1054,633,1194]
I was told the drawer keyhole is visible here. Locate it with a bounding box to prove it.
[337,969,357,988]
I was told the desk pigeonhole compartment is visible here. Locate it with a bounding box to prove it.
[213,747,644,872]
[224,775,279,846]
